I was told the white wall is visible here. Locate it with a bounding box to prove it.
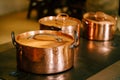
[0,0,29,15]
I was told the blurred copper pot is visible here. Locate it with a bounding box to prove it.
[38,13,81,46]
[11,30,75,74]
[82,12,117,41]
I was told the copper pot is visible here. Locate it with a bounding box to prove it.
[38,13,81,46]
[82,12,117,41]
[11,30,75,74]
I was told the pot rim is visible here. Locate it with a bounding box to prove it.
[15,30,74,48]
[38,13,81,28]
[83,12,116,25]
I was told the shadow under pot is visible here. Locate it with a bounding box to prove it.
[38,13,81,46]
[11,30,75,74]
[82,11,117,41]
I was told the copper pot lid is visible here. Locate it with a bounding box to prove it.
[83,11,117,24]
[39,13,80,28]
[15,30,74,48]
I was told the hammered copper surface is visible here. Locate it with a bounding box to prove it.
[13,30,74,74]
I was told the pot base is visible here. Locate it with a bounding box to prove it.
[17,66,73,75]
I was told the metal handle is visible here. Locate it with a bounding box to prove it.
[11,31,22,54]
[11,31,17,46]
[57,13,69,18]
[56,13,69,20]
[70,31,78,48]
[33,34,63,42]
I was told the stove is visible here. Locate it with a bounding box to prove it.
[0,35,120,80]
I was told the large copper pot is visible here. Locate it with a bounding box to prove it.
[38,13,81,46]
[82,12,117,41]
[11,30,75,74]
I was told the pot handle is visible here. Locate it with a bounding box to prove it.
[11,31,22,53]
[56,13,69,20]
[70,31,78,48]
[33,33,63,42]
[11,31,17,46]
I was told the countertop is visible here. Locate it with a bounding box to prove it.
[0,35,120,80]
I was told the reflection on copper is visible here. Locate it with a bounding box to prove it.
[89,23,94,40]
[56,47,64,71]
[73,47,80,68]
[47,48,54,70]
[73,47,79,54]
[104,24,109,40]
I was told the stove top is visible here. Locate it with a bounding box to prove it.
[0,36,120,80]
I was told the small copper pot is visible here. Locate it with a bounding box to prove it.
[38,13,81,46]
[82,12,117,41]
[11,30,75,74]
